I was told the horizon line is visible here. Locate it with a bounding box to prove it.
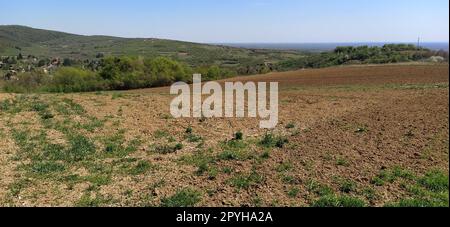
[2,24,449,45]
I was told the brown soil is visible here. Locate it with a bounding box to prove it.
[0,64,448,207]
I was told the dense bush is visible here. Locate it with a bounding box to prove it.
[276,44,438,71]
[2,56,236,93]
[45,67,106,93]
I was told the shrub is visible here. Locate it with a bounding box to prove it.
[45,67,106,93]
[234,131,244,140]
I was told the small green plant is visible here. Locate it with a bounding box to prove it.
[153,143,183,154]
[66,134,96,162]
[260,133,275,147]
[282,175,297,185]
[174,143,184,150]
[30,161,65,175]
[418,170,449,193]
[286,123,296,129]
[260,151,270,159]
[336,157,350,167]
[154,130,169,139]
[195,162,209,176]
[230,171,264,189]
[339,179,357,193]
[76,193,111,207]
[287,187,300,198]
[185,126,193,134]
[312,195,366,207]
[234,131,244,140]
[161,188,202,207]
[260,133,288,148]
[186,133,203,143]
[306,180,334,196]
[129,161,153,175]
[276,162,293,172]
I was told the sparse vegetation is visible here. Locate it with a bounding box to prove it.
[312,195,366,207]
[160,188,202,207]
[0,63,448,208]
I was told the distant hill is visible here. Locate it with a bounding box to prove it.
[0,25,302,69]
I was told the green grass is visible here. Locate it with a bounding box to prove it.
[371,166,415,186]
[287,187,300,198]
[234,131,244,140]
[312,195,366,207]
[160,188,202,207]
[218,139,253,161]
[286,123,296,129]
[371,168,449,207]
[29,161,65,175]
[418,170,449,193]
[152,143,183,154]
[276,162,294,172]
[66,134,96,162]
[186,133,203,143]
[128,161,153,175]
[259,133,289,148]
[336,156,350,167]
[306,180,334,196]
[229,171,264,190]
[339,179,357,193]
[76,193,111,207]
[9,178,32,197]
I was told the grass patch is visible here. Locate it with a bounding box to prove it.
[229,171,264,189]
[128,161,153,175]
[287,187,300,198]
[76,193,111,207]
[306,180,334,196]
[66,134,96,162]
[152,143,183,154]
[161,188,202,207]
[259,133,289,148]
[312,195,366,207]
[218,140,253,161]
[29,161,65,175]
[276,162,293,172]
[372,168,449,207]
[339,179,357,193]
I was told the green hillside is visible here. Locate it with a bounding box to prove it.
[0,25,302,70]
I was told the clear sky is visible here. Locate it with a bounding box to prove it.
[1,0,449,43]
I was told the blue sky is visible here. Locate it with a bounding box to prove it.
[1,0,448,43]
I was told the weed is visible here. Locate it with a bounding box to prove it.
[66,134,96,162]
[339,179,357,193]
[234,131,244,140]
[152,143,183,154]
[276,162,293,172]
[30,161,65,175]
[129,161,153,175]
[312,195,366,207]
[287,187,300,198]
[336,157,350,167]
[161,188,202,207]
[286,123,296,129]
[230,171,264,189]
[418,170,449,193]
[260,133,288,148]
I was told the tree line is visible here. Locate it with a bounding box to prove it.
[2,56,235,93]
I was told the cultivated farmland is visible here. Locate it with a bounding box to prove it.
[0,64,448,207]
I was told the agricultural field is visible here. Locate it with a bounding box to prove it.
[0,64,448,207]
